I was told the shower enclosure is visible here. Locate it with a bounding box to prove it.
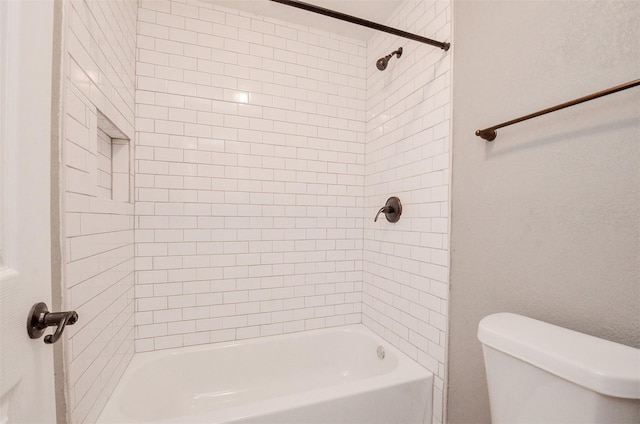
[55,0,452,422]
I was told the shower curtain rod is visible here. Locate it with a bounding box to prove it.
[268,0,450,51]
[476,78,640,141]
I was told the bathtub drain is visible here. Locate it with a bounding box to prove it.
[376,345,385,360]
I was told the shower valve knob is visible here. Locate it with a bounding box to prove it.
[374,197,402,223]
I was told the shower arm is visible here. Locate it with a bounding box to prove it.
[269,0,450,51]
[387,48,403,60]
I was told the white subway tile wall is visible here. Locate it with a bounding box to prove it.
[134,0,366,353]
[133,1,450,423]
[62,0,137,422]
[55,0,451,421]
[364,1,452,423]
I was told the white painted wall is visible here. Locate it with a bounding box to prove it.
[60,0,137,421]
[448,1,640,422]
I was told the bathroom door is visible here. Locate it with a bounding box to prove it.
[0,0,57,422]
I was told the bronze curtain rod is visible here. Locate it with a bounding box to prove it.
[476,78,640,141]
[269,0,450,51]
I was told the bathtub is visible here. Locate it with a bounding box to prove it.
[97,325,433,423]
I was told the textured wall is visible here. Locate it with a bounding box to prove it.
[448,1,640,422]
[364,1,452,423]
[134,0,366,352]
[61,0,137,421]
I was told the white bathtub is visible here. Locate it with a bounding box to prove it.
[97,325,433,423]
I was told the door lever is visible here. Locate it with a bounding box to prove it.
[27,302,78,344]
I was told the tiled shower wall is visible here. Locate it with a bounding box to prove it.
[364,2,452,423]
[133,0,451,422]
[134,0,367,352]
[62,0,137,422]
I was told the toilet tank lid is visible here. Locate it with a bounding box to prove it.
[478,313,640,399]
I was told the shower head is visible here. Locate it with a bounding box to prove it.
[376,47,403,71]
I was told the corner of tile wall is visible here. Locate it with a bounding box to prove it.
[364,1,452,423]
[62,0,137,421]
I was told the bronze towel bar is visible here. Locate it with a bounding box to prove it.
[476,78,640,141]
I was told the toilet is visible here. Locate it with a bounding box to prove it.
[478,313,640,423]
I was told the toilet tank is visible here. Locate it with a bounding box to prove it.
[478,313,640,424]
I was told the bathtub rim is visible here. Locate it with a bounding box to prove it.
[98,323,433,424]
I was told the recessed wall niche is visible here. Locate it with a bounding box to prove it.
[96,111,131,202]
